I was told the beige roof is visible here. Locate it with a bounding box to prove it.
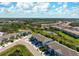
[33,34,53,44]
[52,26,79,36]
[48,41,79,56]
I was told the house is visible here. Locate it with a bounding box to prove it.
[0,32,5,36]
[0,37,8,44]
[19,31,31,36]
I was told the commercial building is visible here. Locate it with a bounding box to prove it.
[48,41,79,56]
[30,34,79,56]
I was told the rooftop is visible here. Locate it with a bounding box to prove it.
[48,41,79,56]
[33,34,53,45]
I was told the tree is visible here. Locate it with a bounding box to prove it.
[76,47,79,52]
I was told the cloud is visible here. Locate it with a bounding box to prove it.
[15,2,50,12]
[54,4,79,18]
[35,2,49,11]
[16,2,33,10]
[0,2,16,14]
[52,5,56,8]
[0,2,79,18]
[0,2,11,6]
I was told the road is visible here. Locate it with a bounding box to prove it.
[0,37,43,56]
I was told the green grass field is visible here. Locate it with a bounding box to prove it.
[0,44,33,56]
[56,31,79,45]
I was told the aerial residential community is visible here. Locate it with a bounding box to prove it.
[0,18,79,56]
[0,2,79,56]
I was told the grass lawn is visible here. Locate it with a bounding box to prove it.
[56,31,79,45]
[0,44,33,56]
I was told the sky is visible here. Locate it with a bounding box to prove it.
[0,2,79,18]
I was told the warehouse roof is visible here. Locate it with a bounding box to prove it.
[48,41,79,56]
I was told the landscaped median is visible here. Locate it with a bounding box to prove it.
[0,44,33,56]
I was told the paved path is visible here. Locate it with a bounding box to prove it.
[0,37,43,56]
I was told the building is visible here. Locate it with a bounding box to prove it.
[0,32,5,36]
[30,34,79,56]
[51,25,79,38]
[32,34,54,46]
[0,31,32,45]
[30,34,62,56]
[47,41,79,56]
[0,37,8,45]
